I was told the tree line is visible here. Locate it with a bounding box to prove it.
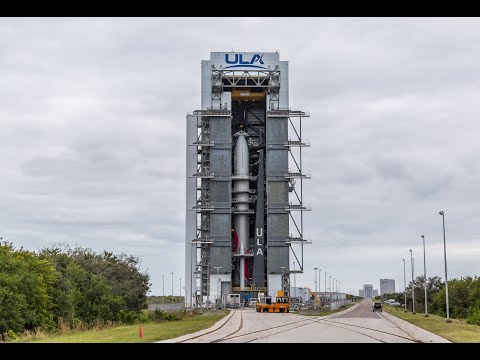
[0,241,150,339]
[382,275,480,325]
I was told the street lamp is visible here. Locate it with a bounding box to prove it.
[214,266,222,306]
[324,272,327,303]
[329,276,332,305]
[319,269,321,294]
[403,259,407,312]
[421,235,429,317]
[314,267,318,293]
[293,261,296,303]
[409,250,415,314]
[333,278,336,300]
[439,211,451,323]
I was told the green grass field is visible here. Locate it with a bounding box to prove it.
[18,311,229,343]
[384,305,480,343]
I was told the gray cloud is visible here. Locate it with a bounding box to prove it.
[1,18,480,296]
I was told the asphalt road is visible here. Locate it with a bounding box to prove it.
[170,299,416,343]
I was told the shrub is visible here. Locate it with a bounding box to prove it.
[118,310,139,325]
[467,300,480,326]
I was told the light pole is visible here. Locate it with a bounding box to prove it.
[190,242,194,311]
[171,272,174,303]
[421,235,428,317]
[403,259,407,312]
[319,269,321,294]
[314,267,318,293]
[293,261,296,303]
[206,264,210,310]
[324,272,327,303]
[439,211,451,323]
[333,277,336,301]
[214,266,222,306]
[409,250,415,314]
[329,276,332,305]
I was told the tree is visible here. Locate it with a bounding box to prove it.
[0,241,56,336]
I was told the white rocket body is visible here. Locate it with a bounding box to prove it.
[233,131,249,290]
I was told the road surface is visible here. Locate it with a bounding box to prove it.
[164,300,417,343]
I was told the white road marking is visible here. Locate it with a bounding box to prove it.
[375,312,383,319]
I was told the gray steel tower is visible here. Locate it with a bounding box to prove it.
[185,52,310,307]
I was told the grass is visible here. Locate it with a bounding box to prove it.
[384,305,480,343]
[17,310,229,343]
[298,303,355,317]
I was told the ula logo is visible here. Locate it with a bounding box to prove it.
[224,53,265,69]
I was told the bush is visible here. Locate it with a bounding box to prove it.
[467,300,480,325]
[138,312,149,324]
[118,310,139,325]
[147,309,180,322]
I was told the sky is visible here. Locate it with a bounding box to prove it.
[1,17,480,297]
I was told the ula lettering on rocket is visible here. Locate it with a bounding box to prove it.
[256,227,263,256]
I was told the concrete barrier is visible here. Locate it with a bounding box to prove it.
[148,303,184,312]
[330,300,349,310]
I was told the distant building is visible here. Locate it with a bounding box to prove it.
[359,284,379,298]
[380,279,395,296]
[363,284,373,298]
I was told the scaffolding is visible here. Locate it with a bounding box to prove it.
[268,109,311,274]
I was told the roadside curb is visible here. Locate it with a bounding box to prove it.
[382,311,451,343]
[156,309,236,343]
[295,302,361,320]
[328,302,361,319]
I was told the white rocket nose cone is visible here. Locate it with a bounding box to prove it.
[234,133,249,176]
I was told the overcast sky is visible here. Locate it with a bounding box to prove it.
[1,18,479,296]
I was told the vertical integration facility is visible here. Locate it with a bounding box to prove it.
[185,52,310,307]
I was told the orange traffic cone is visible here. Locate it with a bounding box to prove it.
[139,323,143,338]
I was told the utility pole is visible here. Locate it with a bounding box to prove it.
[171,272,174,303]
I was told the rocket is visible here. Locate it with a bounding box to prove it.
[233,131,249,290]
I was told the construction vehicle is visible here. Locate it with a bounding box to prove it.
[307,287,322,308]
[256,290,290,313]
